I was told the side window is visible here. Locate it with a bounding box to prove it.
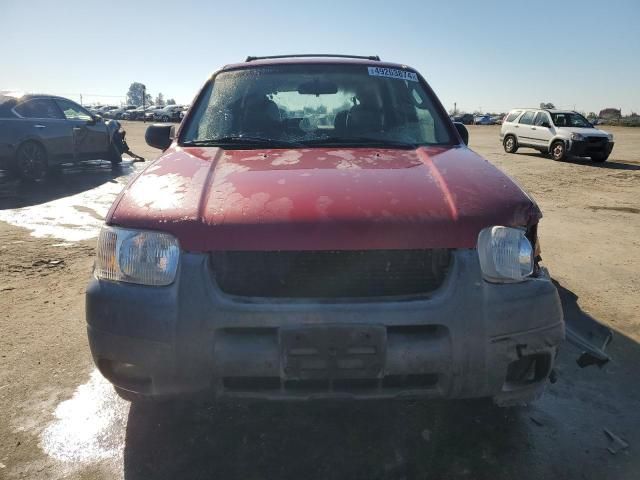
[534,112,549,126]
[505,111,521,123]
[14,99,63,119]
[553,114,567,127]
[519,111,535,125]
[55,99,92,121]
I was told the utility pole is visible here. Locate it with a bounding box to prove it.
[80,94,83,106]
[454,102,457,115]
[142,84,146,123]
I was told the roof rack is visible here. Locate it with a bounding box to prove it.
[245,54,381,62]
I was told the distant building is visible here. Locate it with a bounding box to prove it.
[599,108,621,120]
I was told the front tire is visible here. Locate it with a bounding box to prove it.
[551,140,567,161]
[503,135,518,153]
[15,141,48,181]
[108,144,123,165]
[161,115,170,122]
[591,154,609,163]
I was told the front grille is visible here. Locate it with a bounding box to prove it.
[210,249,451,298]
[586,136,608,150]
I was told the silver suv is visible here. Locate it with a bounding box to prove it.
[500,109,614,162]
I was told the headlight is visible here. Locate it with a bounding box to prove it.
[477,226,533,283]
[95,226,180,286]
[571,133,584,141]
[607,133,614,141]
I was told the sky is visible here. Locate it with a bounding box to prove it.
[3,0,639,114]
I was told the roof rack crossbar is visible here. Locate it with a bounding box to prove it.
[245,54,380,62]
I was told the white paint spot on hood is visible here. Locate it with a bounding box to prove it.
[127,173,188,211]
[327,150,356,161]
[271,150,302,166]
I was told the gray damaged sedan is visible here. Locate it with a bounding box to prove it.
[0,93,128,180]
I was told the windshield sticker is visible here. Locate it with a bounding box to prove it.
[368,66,418,82]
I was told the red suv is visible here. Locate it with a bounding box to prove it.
[86,55,566,405]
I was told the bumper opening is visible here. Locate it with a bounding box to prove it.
[504,353,551,388]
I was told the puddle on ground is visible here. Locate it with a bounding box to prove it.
[0,181,122,241]
[40,369,129,463]
[0,160,139,242]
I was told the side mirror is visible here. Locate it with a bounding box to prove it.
[541,121,551,128]
[145,124,173,150]
[454,122,469,145]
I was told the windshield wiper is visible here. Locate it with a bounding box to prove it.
[302,136,417,149]
[182,136,304,148]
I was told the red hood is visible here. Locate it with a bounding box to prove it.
[107,145,540,251]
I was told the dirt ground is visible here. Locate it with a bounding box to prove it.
[0,122,638,479]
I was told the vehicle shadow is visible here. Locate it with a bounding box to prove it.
[516,152,640,170]
[0,159,136,210]
[124,396,526,480]
[122,283,640,480]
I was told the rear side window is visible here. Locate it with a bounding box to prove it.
[0,97,18,118]
[505,111,521,123]
[14,98,63,119]
[519,111,535,125]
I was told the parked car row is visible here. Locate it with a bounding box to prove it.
[86,104,189,122]
[449,113,505,125]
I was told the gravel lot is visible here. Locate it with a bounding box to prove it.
[0,122,638,479]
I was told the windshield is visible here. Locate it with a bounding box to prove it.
[181,64,454,147]
[551,112,592,128]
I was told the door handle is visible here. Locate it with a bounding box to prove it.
[33,124,46,128]
[73,127,83,131]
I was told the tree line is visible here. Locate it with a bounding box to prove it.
[126,82,176,107]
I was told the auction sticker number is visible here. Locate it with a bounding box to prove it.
[368,66,418,82]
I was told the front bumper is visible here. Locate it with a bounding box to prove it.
[569,139,614,157]
[86,250,564,403]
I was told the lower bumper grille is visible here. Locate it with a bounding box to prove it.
[586,136,608,150]
[210,249,451,298]
[222,374,439,394]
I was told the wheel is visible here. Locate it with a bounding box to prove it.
[591,154,609,163]
[503,135,518,153]
[550,140,567,161]
[162,115,170,122]
[14,141,48,181]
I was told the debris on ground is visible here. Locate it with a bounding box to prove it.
[603,428,629,455]
[31,259,65,268]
